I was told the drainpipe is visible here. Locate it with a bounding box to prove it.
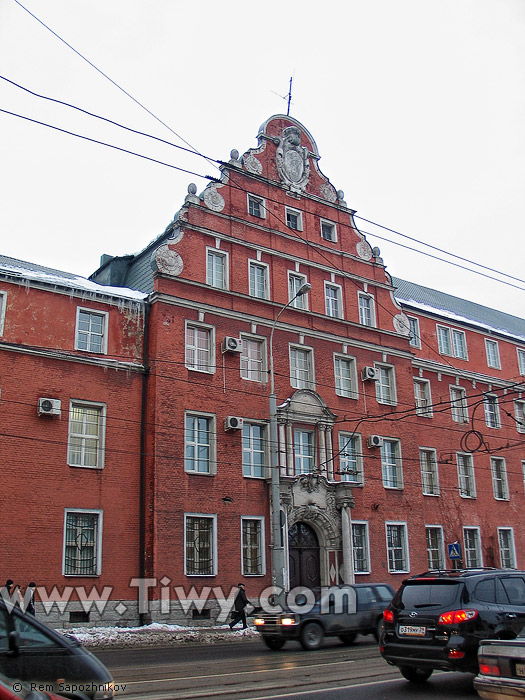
[139,299,151,626]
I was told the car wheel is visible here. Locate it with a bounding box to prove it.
[399,666,433,683]
[374,618,383,642]
[263,636,285,651]
[338,633,356,645]
[300,622,324,650]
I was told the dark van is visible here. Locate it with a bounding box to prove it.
[0,600,113,700]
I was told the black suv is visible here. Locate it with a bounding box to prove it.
[380,569,525,683]
[255,582,394,651]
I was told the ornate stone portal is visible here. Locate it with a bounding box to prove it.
[275,125,311,192]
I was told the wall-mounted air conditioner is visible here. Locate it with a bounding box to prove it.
[367,435,383,448]
[225,416,244,431]
[361,366,379,381]
[222,337,243,353]
[37,398,62,416]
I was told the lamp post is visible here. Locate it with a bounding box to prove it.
[269,281,311,601]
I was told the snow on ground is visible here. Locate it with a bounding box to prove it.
[57,622,258,648]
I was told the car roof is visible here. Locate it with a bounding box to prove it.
[405,568,525,582]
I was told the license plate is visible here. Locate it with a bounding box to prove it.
[516,663,525,678]
[398,625,426,637]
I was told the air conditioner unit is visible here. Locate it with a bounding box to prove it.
[37,398,62,416]
[362,366,379,381]
[367,435,383,448]
[222,336,243,353]
[225,416,244,431]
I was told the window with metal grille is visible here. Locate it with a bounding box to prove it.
[64,511,99,575]
[242,518,263,575]
[185,516,214,575]
[352,522,369,573]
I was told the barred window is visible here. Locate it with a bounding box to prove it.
[64,511,100,576]
[352,522,369,573]
[242,518,264,575]
[185,515,215,575]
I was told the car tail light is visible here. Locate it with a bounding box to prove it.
[438,609,478,625]
[479,659,501,676]
[448,650,465,659]
[383,609,394,623]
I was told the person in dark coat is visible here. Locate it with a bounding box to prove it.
[229,583,249,630]
[25,582,36,615]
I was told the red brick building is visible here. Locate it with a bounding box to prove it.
[2,115,524,626]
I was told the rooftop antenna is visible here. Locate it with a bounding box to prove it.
[271,76,294,116]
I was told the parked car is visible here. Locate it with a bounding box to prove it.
[380,568,525,683]
[0,600,114,700]
[474,627,525,700]
[0,670,68,700]
[254,582,395,650]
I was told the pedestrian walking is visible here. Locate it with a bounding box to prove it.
[229,583,249,630]
[25,582,36,615]
[1,579,13,598]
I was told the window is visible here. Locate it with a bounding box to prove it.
[290,345,314,389]
[375,364,396,405]
[68,401,106,469]
[334,355,358,399]
[450,386,469,423]
[206,249,228,289]
[75,308,108,354]
[463,527,482,568]
[523,461,525,494]
[325,283,343,318]
[485,339,501,369]
[285,207,303,231]
[514,400,525,434]
[381,439,403,489]
[457,452,476,498]
[294,430,315,475]
[185,323,215,373]
[426,526,445,569]
[352,522,370,573]
[288,273,309,309]
[420,448,440,495]
[518,348,525,376]
[185,514,216,575]
[0,291,6,336]
[414,379,433,417]
[185,413,216,474]
[241,517,265,575]
[339,433,363,484]
[320,219,337,242]
[484,394,501,428]
[408,316,421,348]
[247,194,266,219]
[498,528,516,569]
[358,292,376,327]
[242,423,266,478]
[491,457,509,500]
[386,523,409,573]
[64,510,102,576]
[240,336,265,382]
[437,325,468,359]
[248,261,269,299]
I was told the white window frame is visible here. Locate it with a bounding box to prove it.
[294,429,315,475]
[457,452,476,498]
[63,509,103,576]
[452,329,468,360]
[408,316,421,349]
[285,207,303,231]
[463,527,483,568]
[241,516,266,576]
[289,344,315,390]
[381,439,403,489]
[247,193,266,219]
[420,447,440,496]
[517,348,525,376]
[358,292,376,327]
[491,457,509,500]
[206,248,228,289]
[184,412,217,475]
[242,422,267,479]
[240,335,266,383]
[385,522,410,574]
[185,322,216,374]
[425,525,445,570]
[320,218,337,243]
[324,282,343,318]
[437,325,468,359]
[339,432,363,485]
[334,354,358,399]
[67,400,106,469]
[0,290,6,336]
[485,339,501,369]
[248,260,270,299]
[450,385,469,423]
[375,364,397,406]
[75,307,108,354]
[288,272,309,309]
[352,521,370,574]
[498,528,516,569]
[184,513,217,576]
[414,378,433,417]
[484,393,501,429]
[514,400,525,434]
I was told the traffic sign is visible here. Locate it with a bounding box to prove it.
[448,542,462,560]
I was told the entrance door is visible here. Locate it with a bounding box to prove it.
[288,522,321,590]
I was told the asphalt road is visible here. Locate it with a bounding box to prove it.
[94,637,478,700]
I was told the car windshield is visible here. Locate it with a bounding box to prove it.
[400,581,460,609]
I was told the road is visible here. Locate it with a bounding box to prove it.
[94,637,478,700]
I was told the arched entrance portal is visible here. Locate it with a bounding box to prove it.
[288,522,321,590]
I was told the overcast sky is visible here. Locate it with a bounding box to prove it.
[1,0,524,317]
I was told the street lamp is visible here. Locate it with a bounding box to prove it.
[269,281,312,601]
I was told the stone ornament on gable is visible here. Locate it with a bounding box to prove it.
[393,312,411,336]
[276,126,310,192]
[203,185,225,212]
[356,240,373,261]
[151,244,184,276]
[243,154,263,175]
[320,182,337,203]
